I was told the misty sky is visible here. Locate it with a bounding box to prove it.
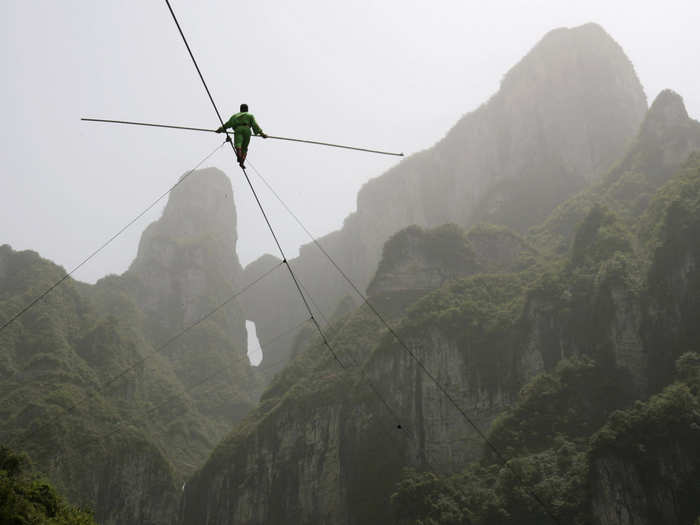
[2,1,699,284]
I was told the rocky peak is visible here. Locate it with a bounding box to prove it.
[640,89,691,139]
[367,225,476,303]
[357,24,647,232]
[367,224,536,316]
[136,167,238,259]
[466,226,536,272]
[128,168,243,330]
[243,23,648,377]
[632,90,700,179]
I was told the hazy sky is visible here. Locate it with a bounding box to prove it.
[2,1,699,284]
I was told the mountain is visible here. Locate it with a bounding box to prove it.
[0,168,261,524]
[243,22,648,374]
[390,148,700,525]
[4,21,700,525]
[530,88,700,255]
[180,86,700,524]
[0,446,97,524]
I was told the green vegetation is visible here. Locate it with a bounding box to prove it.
[0,238,259,522]
[569,205,633,268]
[392,353,700,524]
[4,84,700,525]
[528,93,700,258]
[639,153,700,389]
[376,225,476,275]
[0,447,96,524]
[184,143,700,524]
[388,144,700,523]
[487,357,635,457]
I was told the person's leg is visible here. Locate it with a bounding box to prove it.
[234,129,245,164]
[239,130,252,167]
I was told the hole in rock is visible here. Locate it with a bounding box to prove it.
[246,320,263,366]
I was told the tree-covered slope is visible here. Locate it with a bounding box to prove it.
[0,169,262,524]
[0,244,181,524]
[0,446,96,525]
[529,89,700,255]
[391,352,700,525]
[182,103,700,524]
[181,225,551,525]
[389,151,700,525]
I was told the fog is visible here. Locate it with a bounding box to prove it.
[2,0,699,283]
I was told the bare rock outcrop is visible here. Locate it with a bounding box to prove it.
[243,23,648,373]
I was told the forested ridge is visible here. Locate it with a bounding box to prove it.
[2,23,700,525]
[181,94,700,524]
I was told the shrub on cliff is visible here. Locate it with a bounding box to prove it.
[0,446,96,524]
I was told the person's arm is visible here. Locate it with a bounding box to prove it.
[251,116,267,138]
[216,115,235,133]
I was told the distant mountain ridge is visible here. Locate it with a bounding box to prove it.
[529,88,700,255]
[181,90,700,525]
[242,22,648,373]
[5,21,698,525]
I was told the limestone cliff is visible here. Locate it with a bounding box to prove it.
[367,223,536,316]
[180,227,546,524]
[120,168,261,435]
[128,167,244,337]
[0,168,261,524]
[530,89,700,255]
[0,245,182,524]
[243,23,647,372]
[588,354,700,525]
[181,115,700,524]
[383,154,700,525]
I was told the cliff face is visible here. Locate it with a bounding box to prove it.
[0,169,261,524]
[530,89,700,255]
[182,95,700,523]
[641,157,700,392]
[366,223,536,317]
[0,244,182,524]
[90,439,181,525]
[128,167,244,336]
[524,92,700,392]
[588,356,700,525]
[181,227,540,524]
[119,168,260,436]
[244,22,647,371]
[386,153,700,524]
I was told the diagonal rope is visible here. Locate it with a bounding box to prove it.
[247,160,562,523]
[162,0,345,367]
[8,262,284,449]
[0,141,227,336]
[162,0,411,437]
[163,1,224,126]
[248,159,504,451]
[63,317,312,455]
[163,3,558,521]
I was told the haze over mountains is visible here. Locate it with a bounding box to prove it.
[2,22,700,525]
[1,170,262,523]
[242,23,648,370]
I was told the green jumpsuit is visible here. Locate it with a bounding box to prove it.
[218,112,264,154]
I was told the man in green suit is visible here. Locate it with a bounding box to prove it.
[216,103,267,168]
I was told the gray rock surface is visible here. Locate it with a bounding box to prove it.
[243,23,648,373]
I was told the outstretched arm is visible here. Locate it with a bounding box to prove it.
[216,115,236,133]
[251,116,266,138]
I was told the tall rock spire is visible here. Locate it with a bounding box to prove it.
[129,167,244,335]
[243,23,649,372]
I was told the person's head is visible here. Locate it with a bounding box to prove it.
[240,103,248,112]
